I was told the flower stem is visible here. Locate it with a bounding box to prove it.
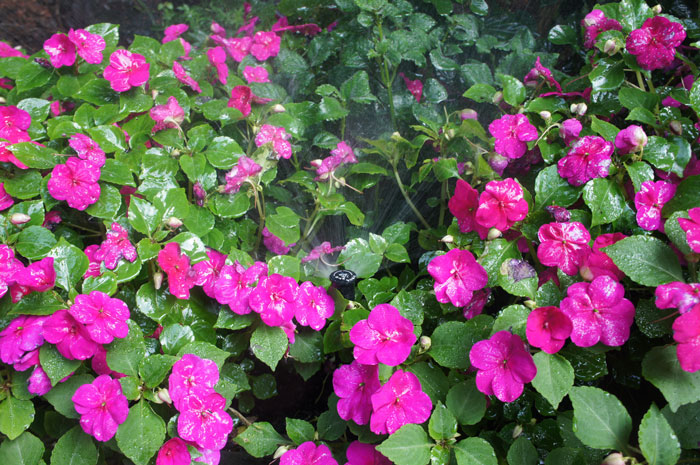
[392,163,431,230]
[228,407,252,426]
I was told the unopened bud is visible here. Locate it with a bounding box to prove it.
[570,103,587,116]
[601,452,626,465]
[171,149,181,157]
[539,110,551,121]
[419,336,432,352]
[153,271,164,290]
[651,4,662,13]
[10,213,31,225]
[460,109,478,120]
[271,104,286,113]
[273,446,290,460]
[310,159,323,168]
[445,128,456,140]
[492,91,503,104]
[346,301,356,309]
[487,228,502,240]
[669,120,683,135]
[151,89,159,100]
[440,235,454,244]
[0,96,5,104]
[603,39,620,55]
[512,424,523,439]
[524,299,537,310]
[156,388,172,404]
[166,217,183,229]
[391,131,401,140]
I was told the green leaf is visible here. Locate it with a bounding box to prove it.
[319,97,349,121]
[507,437,538,465]
[590,116,619,142]
[498,74,526,106]
[286,418,315,445]
[691,79,700,116]
[266,206,300,245]
[619,87,659,112]
[267,255,300,280]
[87,125,127,152]
[289,331,323,363]
[643,346,700,412]
[75,79,118,106]
[590,58,624,91]
[665,211,693,256]
[428,402,458,440]
[635,299,674,339]
[446,380,486,425]
[338,238,383,279]
[8,142,59,169]
[86,23,119,48]
[531,352,574,409]
[340,70,376,104]
[662,175,700,216]
[376,424,432,465]
[492,304,530,338]
[430,321,473,369]
[478,239,521,287]
[0,432,44,465]
[39,344,81,386]
[250,325,288,371]
[618,0,652,30]
[205,136,245,169]
[385,243,410,263]
[583,178,627,226]
[50,426,97,465]
[548,25,577,45]
[139,355,177,389]
[638,404,681,465]
[106,320,146,377]
[0,397,35,440]
[48,238,89,292]
[160,324,195,355]
[568,386,632,450]
[17,98,51,122]
[627,107,657,125]
[534,165,582,209]
[85,183,122,220]
[128,196,160,235]
[115,399,165,465]
[177,341,230,369]
[454,437,498,465]
[463,83,496,103]
[101,159,135,186]
[317,408,346,441]
[603,235,683,286]
[15,60,52,93]
[644,136,691,178]
[212,193,250,218]
[171,232,207,264]
[423,78,448,104]
[234,422,286,458]
[16,225,56,260]
[43,374,93,419]
[626,161,654,192]
[661,402,700,449]
[408,361,450,404]
[2,170,42,199]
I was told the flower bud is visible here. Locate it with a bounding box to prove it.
[171,149,181,157]
[460,109,478,120]
[487,228,502,240]
[524,299,537,310]
[166,217,183,229]
[601,452,626,465]
[570,102,587,116]
[271,104,286,113]
[346,301,357,309]
[156,388,172,404]
[492,91,503,104]
[539,110,551,121]
[440,235,454,244]
[151,89,159,100]
[603,39,620,55]
[153,271,164,290]
[445,128,456,140]
[273,446,290,460]
[310,159,323,168]
[651,4,662,13]
[669,120,683,135]
[391,131,401,141]
[0,96,5,104]
[419,336,432,352]
[10,213,31,225]
[512,424,523,439]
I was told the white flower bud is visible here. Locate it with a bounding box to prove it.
[669,120,683,135]
[310,159,323,168]
[524,299,537,310]
[0,96,6,104]
[271,104,286,113]
[460,109,478,120]
[419,336,432,352]
[440,235,454,243]
[601,452,626,465]
[10,213,31,225]
[492,91,503,104]
[166,217,183,229]
[156,388,172,404]
[153,271,164,290]
[539,110,551,121]
[512,424,523,439]
[570,103,587,116]
[652,4,662,13]
[273,446,290,460]
[603,39,619,55]
[487,228,502,240]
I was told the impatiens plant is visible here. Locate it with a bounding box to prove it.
[1,0,700,464]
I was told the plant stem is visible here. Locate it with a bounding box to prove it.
[228,407,252,426]
[690,261,697,283]
[376,19,397,131]
[438,180,447,226]
[392,163,431,229]
[635,71,646,92]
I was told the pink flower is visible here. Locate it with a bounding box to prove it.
[448,179,488,238]
[560,276,635,347]
[662,75,694,107]
[15,256,56,292]
[0,183,13,211]
[0,245,22,297]
[262,227,293,255]
[673,305,700,373]
[72,375,128,442]
[679,207,700,253]
[634,181,676,231]
[224,37,252,62]
[582,9,622,49]
[469,331,537,403]
[370,370,432,435]
[489,114,538,160]
[157,438,191,465]
[94,222,137,270]
[346,441,392,465]
[271,17,322,36]
[475,179,528,232]
[615,125,647,155]
[0,315,47,364]
[150,96,185,132]
[656,282,700,314]
[295,281,334,330]
[103,49,150,92]
[68,291,130,344]
[537,222,591,276]
[0,41,28,58]
[526,306,572,354]
[0,105,31,141]
[192,248,226,298]
[163,24,188,43]
[207,47,228,85]
[627,16,686,70]
[169,353,220,411]
[28,365,52,395]
[211,22,226,36]
[255,124,292,159]
[281,442,338,465]
[243,66,270,83]
[250,31,281,61]
[214,261,267,314]
[523,57,562,92]
[69,133,105,168]
[158,243,197,299]
[0,140,29,169]
[300,242,344,264]
[428,248,488,307]
[68,29,106,64]
[222,156,261,193]
[579,233,626,281]
[333,361,380,425]
[558,135,613,186]
[178,392,233,450]
[228,85,252,117]
[43,33,76,68]
[43,309,98,360]
[173,61,201,93]
[399,72,423,102]
[350,304,416,366]
[91,345,124,378]
[463,288,491,320]
[43,210,63,229]
[560,118,582,146]
[249,273,298,327]
[47,157,101,210]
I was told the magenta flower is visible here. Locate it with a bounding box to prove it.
[560,118,582,145]
[68,29,106,64]
[488,114,538,160]
[523,57,562,92]
[255,124,292,160]
[243,66,270,83]
[158,242,197,299]
[68,291,130,344]
[224,37,252,62]
[370,370,432,435]
[156,438,191,465]
[428,248,488,307]
[475,179,528,232]
[192,248,227,299]
[214,261,267,314]
[0,105,31,142]
[69,133,105,168]
[0,182,14,211]
[537,222,591,276]
[249,273,298,327]
[580,233,626,281]
[207,47,228,85]
[72,375,128,442]
[673,305,700,373]
[463,288,491,320]
[634,181,676,231]
[469,331,537,403]
[295,281,335,330]
[169,353,220,411]
[448,179,488,238]
[656,282,700,314]
[558,135,613,186]
[262,227,294,255]
[47,157,101,210]
[0,245,22,299]
[300,242,345,264]
[173,61,201,93]
[615,125,648,155]
[526,306,572,354]
[222,156,262,193]
[28,365,52,396]
[280,442,337,465]
[94,222,137,270]
[177,391,233,450]
[627,16,686,70]
[91,345,124,378]
[163,24,188,42]
[43,309,98,360]
[399,72,423,102]
[103,49,150,92]
[560,276,635,347]
[332,361,380,425]
[15,256,56,292]
[250,31,281,61]
[346,441,392,465]
[350,304,416,366]
[150,96,185,132]
[581,9,622,49]
[0,41,28,58]
[43,33,76,68]
[678,207,700,253]
[228,85,252,117]
[0,315,47,364]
